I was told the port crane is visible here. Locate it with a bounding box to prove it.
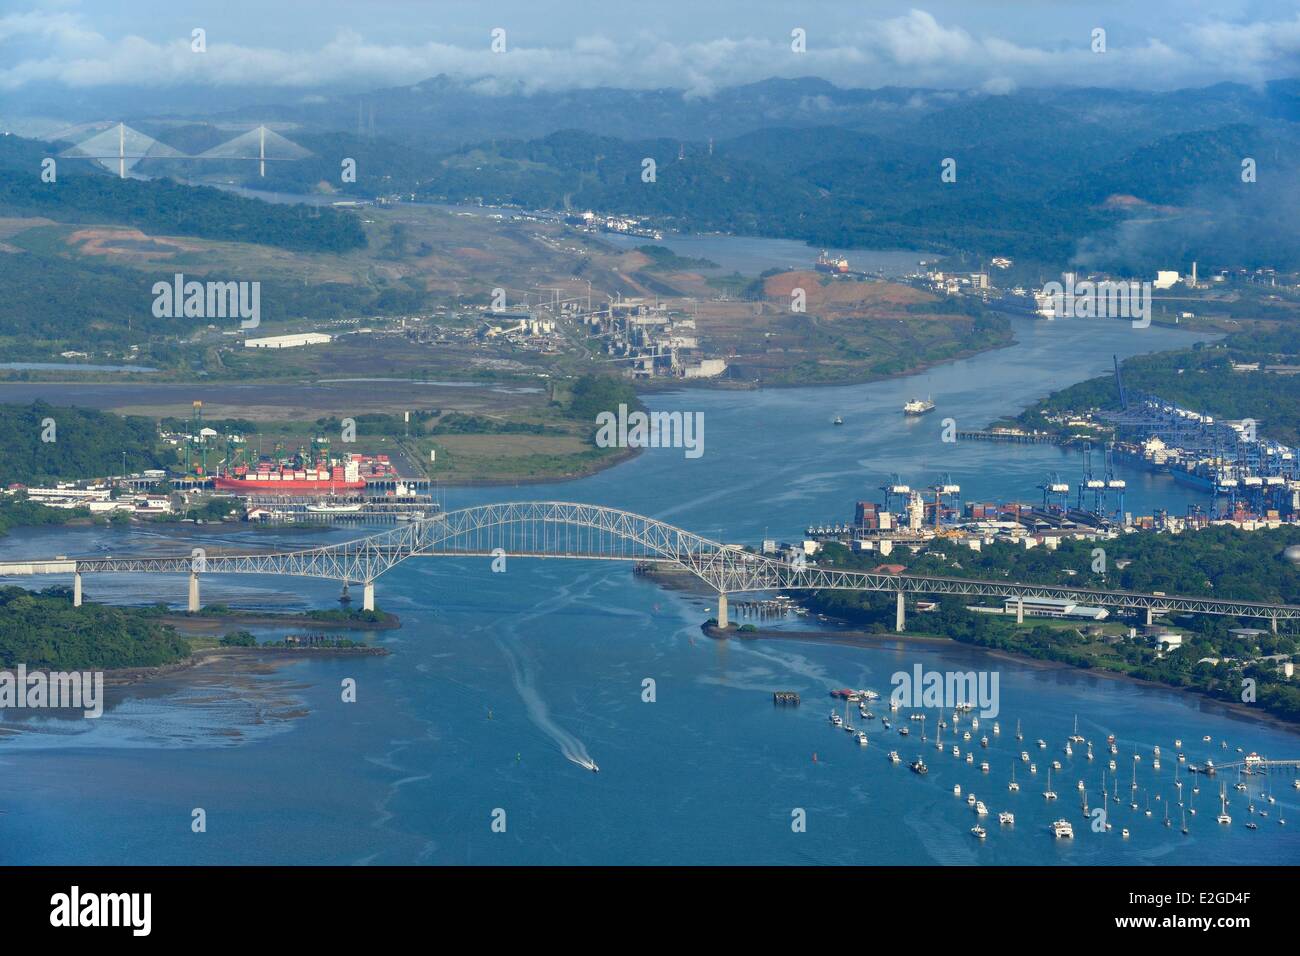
[1039,472,1071,513]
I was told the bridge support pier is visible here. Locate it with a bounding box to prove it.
[363,581,375,612]
[716,592,728,629]
[1016,596,1024,625]
[73,572,82,608]
[895,591,905,632]
[188,572,200,613]
[1145,607,1154,627]
[1271,615,1278,634]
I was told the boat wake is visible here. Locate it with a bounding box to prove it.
[498,640,596,771]
[493,572,600,772]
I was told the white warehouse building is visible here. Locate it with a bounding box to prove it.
[244,333,333,349]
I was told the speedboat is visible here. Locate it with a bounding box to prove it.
[1020,751,1030,762]
[954,784,962,796]
[971,825,987,840]
[857,732,869,747]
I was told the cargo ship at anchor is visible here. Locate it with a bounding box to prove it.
[815,250,850,274]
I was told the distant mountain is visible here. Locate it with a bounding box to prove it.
[190,75,1300,153]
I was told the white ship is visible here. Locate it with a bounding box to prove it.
[903,397,936,416]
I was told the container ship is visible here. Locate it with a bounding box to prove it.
[815,250,850,274]
[213,455,366,493]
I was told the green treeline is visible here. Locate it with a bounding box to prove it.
[0,587,191,670]
[0,139,366,254]
[0,402,163,485]
[818,526,1300,607]
[1015,327,1300,445]
[805,529,1300,722]
[564,374,640,423]
[0,252,425,352]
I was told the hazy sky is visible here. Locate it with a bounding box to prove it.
[3,0,1299,96]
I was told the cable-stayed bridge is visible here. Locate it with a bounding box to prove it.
[56,123,312,177]
[0,501,1296,631]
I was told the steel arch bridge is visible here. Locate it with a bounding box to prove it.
[2,501,1298,630]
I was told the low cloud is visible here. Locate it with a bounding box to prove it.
[2,8,1299,95]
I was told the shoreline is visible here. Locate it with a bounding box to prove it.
[103,643,389,688]
[703,622,1300,737]
[161,610,400,633]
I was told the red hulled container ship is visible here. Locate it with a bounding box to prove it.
[213,455,366,493]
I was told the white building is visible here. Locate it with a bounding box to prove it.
[244,333,333,349]
[1000,597,1109,620]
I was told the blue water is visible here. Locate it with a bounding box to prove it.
[1,316,1297,865]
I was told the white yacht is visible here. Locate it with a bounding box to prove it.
[857,732,869,747]
[975,801,989,816]
[887,751,901,764]
[953,784,962,797]
[971,825,987,840]
[998,811,1014,825]
[1051,819,1074,839]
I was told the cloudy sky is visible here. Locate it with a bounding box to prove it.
[3,0,1299,97]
